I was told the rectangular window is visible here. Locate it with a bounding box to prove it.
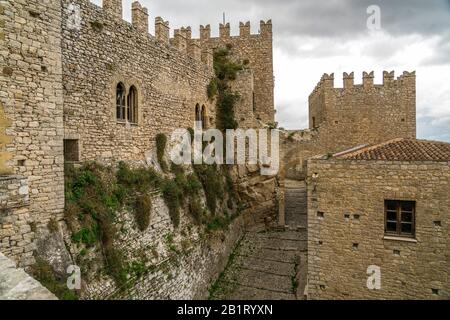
[384,200,415,237]
[64,139,79,162]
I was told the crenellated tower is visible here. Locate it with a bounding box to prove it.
[308,71,416,149]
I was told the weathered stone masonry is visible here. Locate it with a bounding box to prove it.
[306,159,450,299]
[0,0,65,267]
[1,0,277,300]
[62,0,214,164]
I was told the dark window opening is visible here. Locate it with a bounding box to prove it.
[385,200,415,237]
[195,104,201,122]
[312,117,316,128]
[201,105,207,129]
[127,85,138,124]
[252,91,256,112]
[64,139,79,162]
[116,83,126,121]
[18,159,26,167]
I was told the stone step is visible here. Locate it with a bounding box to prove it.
[254,230,305,241]
[229,269,293,294]
[222,284,297,300]
[240,245,305,262]
[243,237,305,252]
[238,256,294,276]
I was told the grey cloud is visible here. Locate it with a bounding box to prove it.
[91,0,450,140]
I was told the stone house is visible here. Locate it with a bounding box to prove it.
[306,138,450,299]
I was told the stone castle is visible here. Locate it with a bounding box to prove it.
[0,0,448,300]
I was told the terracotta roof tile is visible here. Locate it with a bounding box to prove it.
[335,138,450,162]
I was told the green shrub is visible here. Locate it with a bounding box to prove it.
[30,258,78,300]
[213,47,243,82]
[193,164,224,215]
[116,161,160,194]
[134,195,152,232]
[185,173,202,196]
[162,180,182,228]
[207,79,218,99]
[211,46,243,131]
[104,247,128,287]
[156,133,168,172]
[71,227,97,246]
[205,212,237,232]
[188,198,204,225]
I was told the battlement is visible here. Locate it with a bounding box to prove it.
[92,1,271,70]
[131,1,148,34]
[197,20,272,40]
[310,70,416,97]
[308,70,416,139]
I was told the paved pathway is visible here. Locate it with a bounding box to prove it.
[210,228,307,300]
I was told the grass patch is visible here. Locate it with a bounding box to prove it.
[30,258,78,300]
[134,195,152,232]
[161,179,182,228]
[156,133,168,172]
[208,236,243,299]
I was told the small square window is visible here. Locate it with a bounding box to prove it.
[64,139,79,162]
[384,200,416,238]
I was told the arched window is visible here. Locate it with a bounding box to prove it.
[116,83,126,121]
[195,104,201,123]
[127,85,138,124]
[201,105,207,129]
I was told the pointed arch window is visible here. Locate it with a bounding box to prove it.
[201,105,207,129]
[195,104,201,123]
[127,85,138,124]
[116,82,126,121]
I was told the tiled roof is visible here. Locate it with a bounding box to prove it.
[334,138,450,162]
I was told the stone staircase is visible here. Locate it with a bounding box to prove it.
[210,229,307,300]
[284,180,307,228]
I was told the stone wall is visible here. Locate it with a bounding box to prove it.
[309,71,416,150]
[0,176,34,267]
[0,252,56,300]
[0,0,65,264]
[192,21,274,124]
[281,71,417,187]
[61,0,214,164]
[306,159,450,299]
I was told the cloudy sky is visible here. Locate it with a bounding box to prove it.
[92,0,450,141]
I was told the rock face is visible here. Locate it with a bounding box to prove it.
[0,253,57,300]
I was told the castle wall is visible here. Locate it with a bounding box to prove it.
[192,21,274,124]
[61,0,214,163]
[309,71,416,149]
[306,159,450,299]
[230,69,258,129]
[282,71,417,183]
[0,0,65,266]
